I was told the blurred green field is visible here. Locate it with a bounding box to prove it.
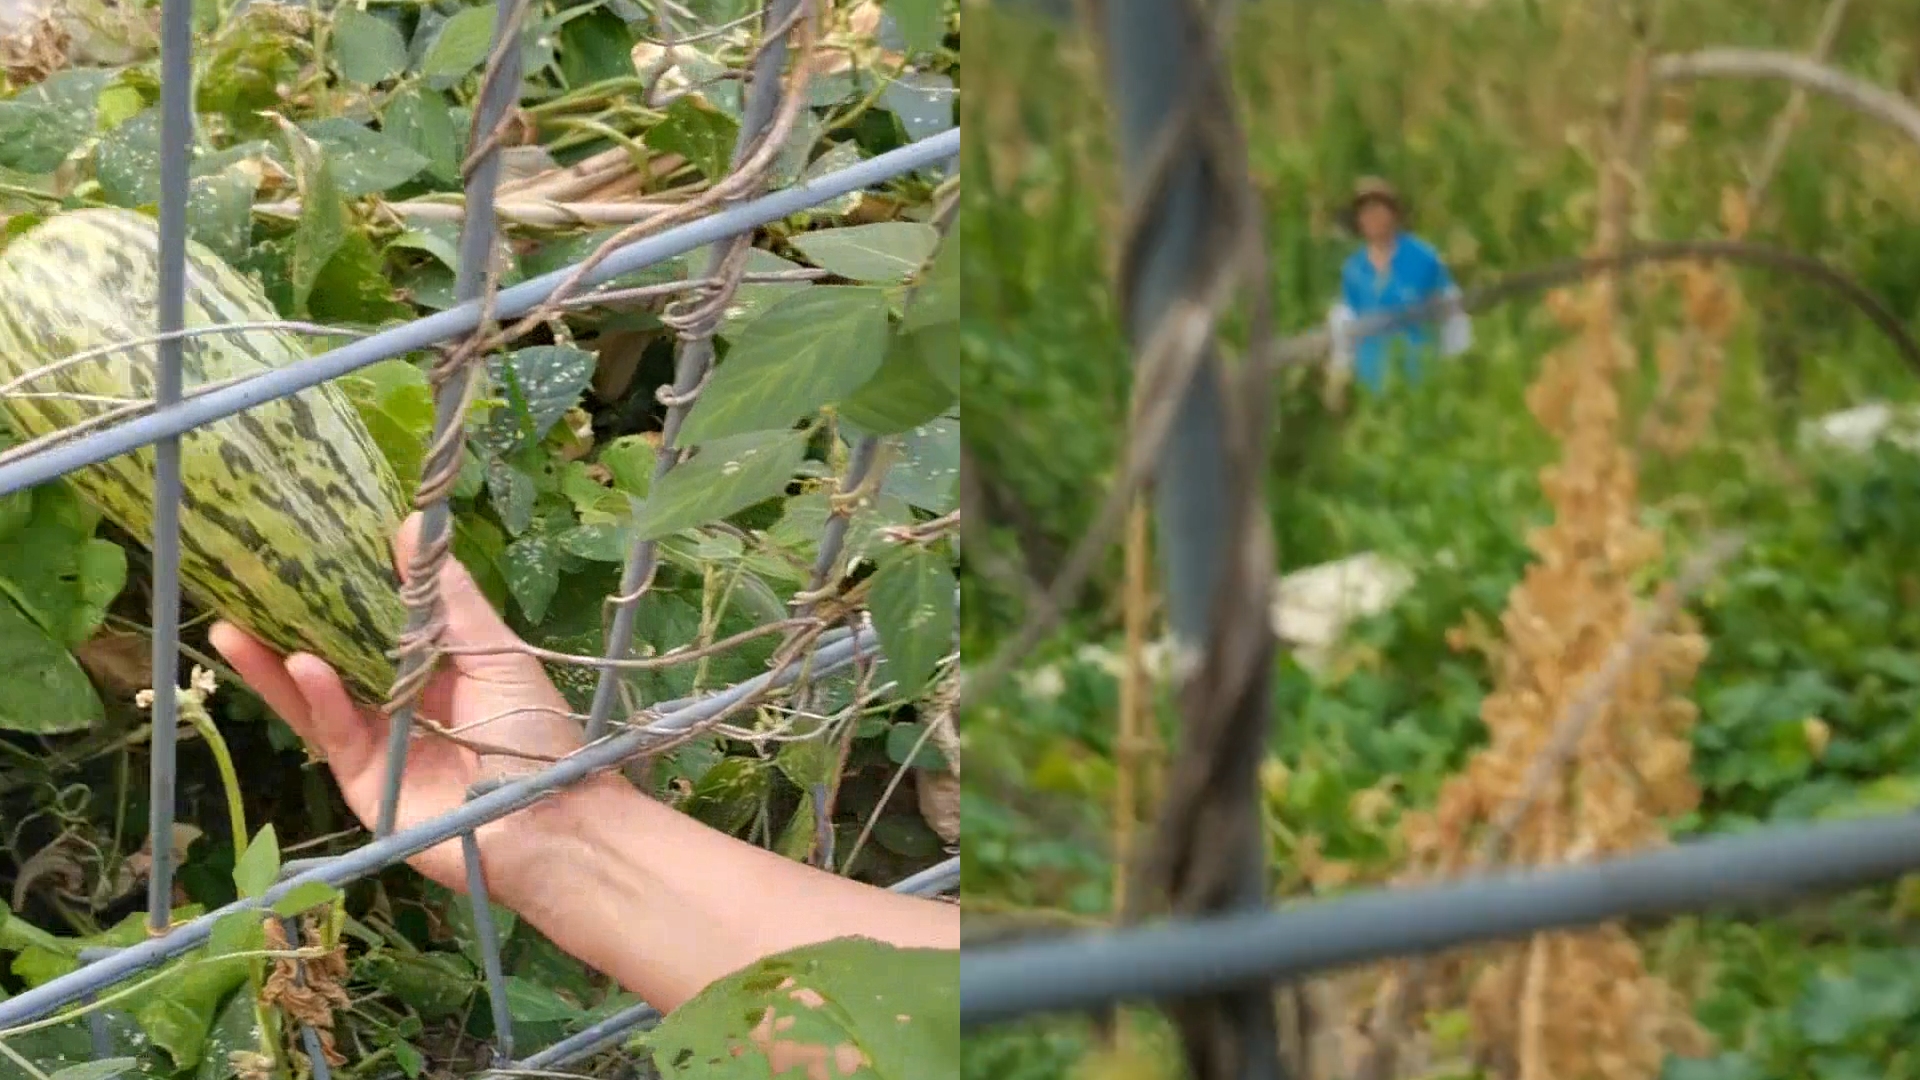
[961,1,1920,1077]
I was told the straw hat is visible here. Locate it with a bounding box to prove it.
[1345,176,1407,230]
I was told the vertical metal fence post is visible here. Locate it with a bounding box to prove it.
[376,0,527,837]
[463,781,517,1064]
[584,0,803,740]
[143,0,195,935]
[1096,0,1281,1074]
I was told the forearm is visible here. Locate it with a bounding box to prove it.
[492,779,959,1013]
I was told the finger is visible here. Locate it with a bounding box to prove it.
[209,622,313,735]
[284,653,382,784]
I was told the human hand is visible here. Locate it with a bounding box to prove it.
[210,512,614,902]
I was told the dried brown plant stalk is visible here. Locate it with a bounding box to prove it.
[1381,34,1718,1080]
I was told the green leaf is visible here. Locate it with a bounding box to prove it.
[881,417,959,513]
[94,107,164,207]
[502,533,562,622]
[560,521,632,562]
[867,545,954,700]
[710,247,815,339]
[503,976,585,1023]
[0,598,101,734]
[282,126,349,318]
[789,222,940,285]
[837,341,955,434]
[71,539,127,644]
[422,3,499,81]
[47,1059,138,1080]
[192,991,263,1080]
[232,825,280,900]
[300,117,432,196]
[477,345,597,455]
[599,435,658,497]
[633,429,807,541]
[333,7,410,86]
[679,756,769,835]
[650,96,741,182]
[186,164,258,268]
[363,951,476,1021]
[0,68,111,174]
[680,287,890,443]
[385,86,462,184]
[885,720,950,770]
[885,0,945,55]
[488,459,538,535]
[646,938,957,1080]
[271,880,341,917]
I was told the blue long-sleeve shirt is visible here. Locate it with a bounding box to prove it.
[1337,233,1460,391]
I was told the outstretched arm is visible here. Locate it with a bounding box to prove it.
[211,513,958,1019]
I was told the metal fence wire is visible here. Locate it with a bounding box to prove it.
[959,0,1920,1077]
[0,0,960,1073]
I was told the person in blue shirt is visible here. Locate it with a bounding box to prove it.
[1328,177,1471,394]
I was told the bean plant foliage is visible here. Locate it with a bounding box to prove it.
[0,0,960,1074]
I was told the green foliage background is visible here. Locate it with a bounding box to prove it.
[962,0,1920,1076]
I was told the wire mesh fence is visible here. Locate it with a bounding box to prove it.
[0,0,960,1073]
[960,0,1920,1076]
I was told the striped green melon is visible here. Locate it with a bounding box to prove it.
[0,207,410,706]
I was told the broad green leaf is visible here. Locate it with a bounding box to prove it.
[650,96,741,182]
[646,938,957,1080]
[71,538,127,644]
[633,429,807,541]
[599,435,658,497]
[503,976,585,1023]
[837,342,955,434]
[281,125,348,318]
[192,991,262,1080]
[94,106,164,207]
[185,164,258,267]
[363,951,476,1021]
[48,1059,138,1080]
[885,0,945,54]
[271,880,341,917]
[881,417,959,513]
[867,545,954,700]
[300,117,432,196]
[556,7,637,87]
[789,222,940,285]
[680,287,890,443]
[0,489,30,540]
[422,3,499,81]
[881,70,956,142]
[904,226,960,334]
[0,598,100,734]
[503,533,562,622]
[0,68,111,174]
[560,521,631,562]
[487,459,538,535]
[710,247,814,339]
[333,7,410,86]
[307,224,414,324]
[385,86,462,184]
[679,755,770,835]
[453,512,511,611]
[885,720,950,770]
[477,345,597,455]
[233,825,280,899]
